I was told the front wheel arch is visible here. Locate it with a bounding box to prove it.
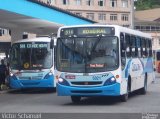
[140,73,147,95]
[128,75,131,93]
[120,76,131,102]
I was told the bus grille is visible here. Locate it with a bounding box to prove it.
[71,90,102,93]
[21,82,40,85]
[71,81,102,86]
[18,76,42,80]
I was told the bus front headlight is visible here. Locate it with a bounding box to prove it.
[111,77,116,82]
[58,77,70,86]
[58,78,64,82]
[104,77,116,86]
[9,72,17,80]
[10,72,14,77]
[44,72,53,79]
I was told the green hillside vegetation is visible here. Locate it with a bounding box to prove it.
[135,0,160,10]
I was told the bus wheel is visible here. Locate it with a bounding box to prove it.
[121,85,129,102]
[71,96,81,103]
[140,75,147,95]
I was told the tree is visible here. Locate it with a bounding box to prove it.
[135,0,160,10]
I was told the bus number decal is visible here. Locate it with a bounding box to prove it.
[92,76,101,80]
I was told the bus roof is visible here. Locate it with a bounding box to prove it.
[58,24,151,38]
[12,37,51,44]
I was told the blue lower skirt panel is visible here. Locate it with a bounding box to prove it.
[57,83,120,96]
[9,77,54,89]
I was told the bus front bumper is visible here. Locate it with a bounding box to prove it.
[57,83,120,96]
[9,77,54,89]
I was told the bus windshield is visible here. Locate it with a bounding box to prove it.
[56,36,119,73]
[10,42,53,70]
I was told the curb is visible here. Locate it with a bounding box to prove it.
[0,90,9,94]
[0,88,12,94]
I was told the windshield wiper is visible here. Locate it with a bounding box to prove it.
[91,35,102,53]
[84,36,104,73]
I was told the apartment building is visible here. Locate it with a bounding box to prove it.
[43,0,133,27]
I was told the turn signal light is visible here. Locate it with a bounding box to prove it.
[116,75,119,79]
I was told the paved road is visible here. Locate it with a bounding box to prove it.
[0,75,160,114]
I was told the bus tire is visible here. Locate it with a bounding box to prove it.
[71,96,81,103]
[121,77,131,102]
[140,74,147,95]
[128,76,131,93]
[121,84,129,102]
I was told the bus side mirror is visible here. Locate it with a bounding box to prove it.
[50,33,57,49]
[120,33,126,50]
[9,48,11,56]
[50,39,54,49]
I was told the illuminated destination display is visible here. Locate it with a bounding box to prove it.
[19,43,48,49]
[60,27,115,37]
[78,28,111,35]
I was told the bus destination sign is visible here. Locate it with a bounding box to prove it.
[60,27,115,37]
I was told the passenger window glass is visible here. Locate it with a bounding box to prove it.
[131,36,136,57]
[120,33,126,67]
[146,39,149,57]
[148,39,152,57]
[125,34,131,57]
[141,38,146,57]
[136,37,141,58]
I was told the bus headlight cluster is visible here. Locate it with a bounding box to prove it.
[9,72,17,80]
[48,72,52,76]
[10,72,14,77]
[44,72,53,79]
[49,70,53,75]
[58,77,70,86]
[104,77,116,86]
[58,78,64,82]
[111,77,116,82]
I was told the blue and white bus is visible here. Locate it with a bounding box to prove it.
[55,25,155,103]
[9,37,56,89]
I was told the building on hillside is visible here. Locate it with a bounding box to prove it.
[134,8,160,51]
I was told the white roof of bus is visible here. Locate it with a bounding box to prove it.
[13,37,51,44]
[58,24,151,38]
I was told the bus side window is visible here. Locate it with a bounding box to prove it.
[120,33,126,55]
[131,35,136,57]
[148,39,152,57]
[120,33,126,67]
[141,38,146,57]
[146,39,149,57]
[136,37,141,58]
[125,34,131,57]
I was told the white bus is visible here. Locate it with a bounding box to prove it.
[55,25,154,103]
[9,37,56,89]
